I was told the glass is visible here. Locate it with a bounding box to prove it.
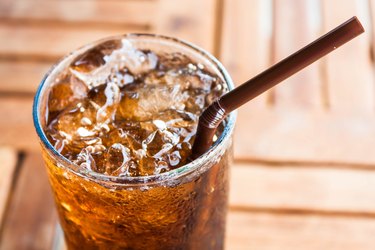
[33,34,236,250]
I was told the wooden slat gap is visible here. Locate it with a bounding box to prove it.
[0,56,57,63]
[0,151,25,239]
[233,158,375,171]
[0,54,61,64]
[362,0,375,115]
[316,0,331,110]
[0,92,36,98]
[0,18,151,31]
[368,0,375,64]
[212,0,225,58]
[92,0,155,2]
[368,0,375,113]
[266,0,277,106]
[318,57,330,109]
[229,205,375,219]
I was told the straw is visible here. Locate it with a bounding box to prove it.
[191,16,364,159]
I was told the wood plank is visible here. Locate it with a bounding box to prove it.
[322,0,374,114]
[220,0,272,107]
[230,163,375,213]
[369,0,375,69]
[0,147,17,227]
[154,0,218,53]
[272,0,323,109]
[0,23,144,59]
[0,152,57,250]
[234,108,375,164]
[0,97,38,150]
[368,0,375,60]
[226,211,375,250]
[0,0,154,26]
[0,60,50,93]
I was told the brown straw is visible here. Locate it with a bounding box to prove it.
[191,16,364,159]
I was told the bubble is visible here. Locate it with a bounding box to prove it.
[153,120,166,130]
[154,160,169,174]
[168,151,181,167]
[81,117,92,126]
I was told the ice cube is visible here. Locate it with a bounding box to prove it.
[144,70,166,86]
[117,84,188,121]
[184,89,206,114]
[95,82,120,124]
[158,52,191,70]
[153,143,173,158]
[102,121,144,153]
[137,84,186,117]
[115,90,139,120]
[71,39,122,73]
[48,74,88,114]
[45,41,228,177]
[74,147,97,172]
[108,68,134,88]
[160,129,179,145]
[69,40,123,89]
[138,156,158,176]
[104,40,158,75]
[46,98,104,157]
[104,143,131,175]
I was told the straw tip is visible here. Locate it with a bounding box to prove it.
[350,16,365,34]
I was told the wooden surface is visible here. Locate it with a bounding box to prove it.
[1,0,375,249]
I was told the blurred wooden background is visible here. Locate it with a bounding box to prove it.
[1,0,375,249]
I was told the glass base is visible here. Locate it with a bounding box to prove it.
[52,223,67,250]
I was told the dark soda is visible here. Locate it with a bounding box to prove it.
[35,35,235,249]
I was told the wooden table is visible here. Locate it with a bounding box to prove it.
[1,0,375,249]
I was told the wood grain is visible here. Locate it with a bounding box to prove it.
[0,152,57,250]
[370,0,375,63]
[0,147,17,227]
[154,0,217,53]
[0,23,143,59]
[0,0,154,26]
[272,0,323,109]
[0,60,50,94]
[234,108,375,164]
[230,163,375,214]
[220,0,272,107]
[322,0,374,114]
[0,97,38,150]
[226,211,375,250]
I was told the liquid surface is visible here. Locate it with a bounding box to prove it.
[45,39,226,177]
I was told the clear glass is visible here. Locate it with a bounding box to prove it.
[33,34,236,250]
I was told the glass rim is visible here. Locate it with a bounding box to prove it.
[32,33,237,186]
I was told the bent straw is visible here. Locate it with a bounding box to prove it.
[191,16,364,159]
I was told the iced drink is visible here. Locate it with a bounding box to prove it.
[33,34,236,249]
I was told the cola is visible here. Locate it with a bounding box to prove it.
[34,34,235,249]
